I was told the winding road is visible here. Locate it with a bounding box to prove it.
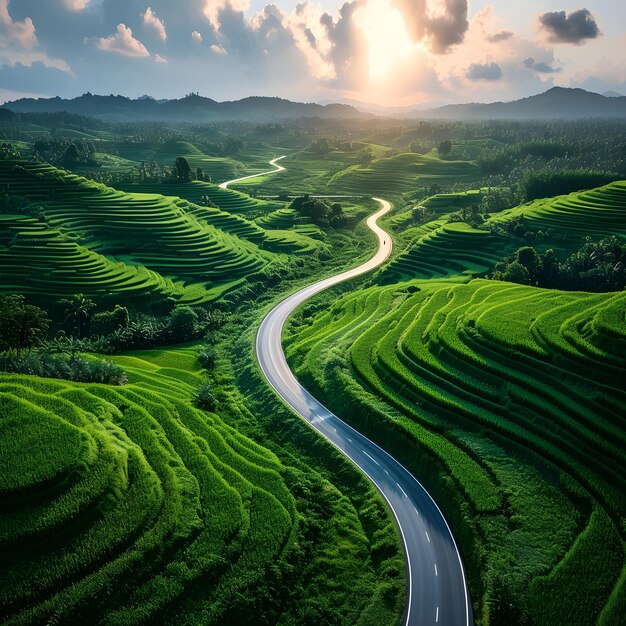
[219,155,286,189]
[223,160,472,625]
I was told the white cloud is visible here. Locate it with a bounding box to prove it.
[63,0,89,10]
[204,0,250,29]
[142,7,167,42]
[154,54,168,63]
[0,0,37,49]
[96,24,150,58]
[210,43,226,55]
[191,30,203,43]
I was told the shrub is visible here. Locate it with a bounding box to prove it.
[194,381,217,411]
[0,351,127,385]
[198,346,216,369]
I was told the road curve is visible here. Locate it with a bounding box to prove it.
[255,195,472,625]
[218,155,286,189]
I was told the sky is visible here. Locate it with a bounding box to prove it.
[0,0,624,107]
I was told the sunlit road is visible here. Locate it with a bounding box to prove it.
[218,155,286,188]
[224,158,472,625]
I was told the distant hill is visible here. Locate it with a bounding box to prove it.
[0,92,370,122]
[407,87,626,120]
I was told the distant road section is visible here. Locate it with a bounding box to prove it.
[219,155,286,188]
[221,159,471,625]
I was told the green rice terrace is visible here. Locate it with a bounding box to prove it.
[285,179,626,625]
[0,346,403,625]
[0,158,324,304]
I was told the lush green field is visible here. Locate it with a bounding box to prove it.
[0,343,404,625]
[0,157,324,304]
[486,181,626,243]
[286,181,626,625]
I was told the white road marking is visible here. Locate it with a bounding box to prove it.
[414,507,420,516]
[434,563,438,576]
[362,450,380,466]
[425,530,431,542]
[436,606,439,622]
[397,483,408,498]
[347,438,352,443]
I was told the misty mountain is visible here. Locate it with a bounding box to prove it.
[406,87,626,120]
[0,92,371,122]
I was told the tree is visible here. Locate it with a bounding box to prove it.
[167,306,199,341]
[60,293,96,338]
[175,157,192,182]
[516,246,542,279]
[497,261,530,285]
[196,167,204,181]
[0,295,49,355]
[90,305,129,336]
[437,140,452,158]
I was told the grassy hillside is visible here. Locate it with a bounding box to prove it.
[285,181,626,624]
[0,343,405,625]
[486,181,626,242]
[328,152,478,196]
[0,158,323,304]
[286,279,625,625]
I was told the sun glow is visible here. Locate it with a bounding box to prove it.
[355,0,415,82]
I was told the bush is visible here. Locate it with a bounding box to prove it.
[0,351,127,385]
[194,381,217,411]
[198,346,216,369]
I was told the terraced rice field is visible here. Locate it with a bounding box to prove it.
[487,181,626,241]
[0,158,322,301]
[381,221,512,283]
[329,152,478,196]
[122,180,282,217]
[0,215,180,301]
[0,345,299,625]
[286,279,626,625]
[113,141,243,181]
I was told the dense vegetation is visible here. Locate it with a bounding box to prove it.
[285,172,626,624]
[1,113,625,625]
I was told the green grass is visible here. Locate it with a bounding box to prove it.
[0,349,296,624]
[486,180,626,243]
[286,278,626,624]
[328,152,479,196]
[380,221,513,283]
[0,338,405,625]
[0,157,324,303]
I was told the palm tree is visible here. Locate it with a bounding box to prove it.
[60,293,96,338]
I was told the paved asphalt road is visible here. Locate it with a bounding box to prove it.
[255,196,472,625]
[218,155,286,188]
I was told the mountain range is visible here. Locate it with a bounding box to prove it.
[1,87,625,122]
[0,93,370,122]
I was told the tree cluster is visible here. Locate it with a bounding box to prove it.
[491,237,626,292]
[290,195,345,226]
[33,138,98,168]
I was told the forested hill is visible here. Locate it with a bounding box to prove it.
[0,93,371,123]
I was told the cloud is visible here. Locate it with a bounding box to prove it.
[539,9,600,45]
[96,23,150,58]
[204,0,250,30]
[210,43,226,55]
[63,0,88,10]
[142,7,166,42]
[392,0,469,54]
[465,61,502,81]
[522,57,561,74]
[320,1,368,88]
[154,53,167,63]
[191,30,203,42]
[0,60,74,94]
[488,30,513,43]
[0,0,37,49]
